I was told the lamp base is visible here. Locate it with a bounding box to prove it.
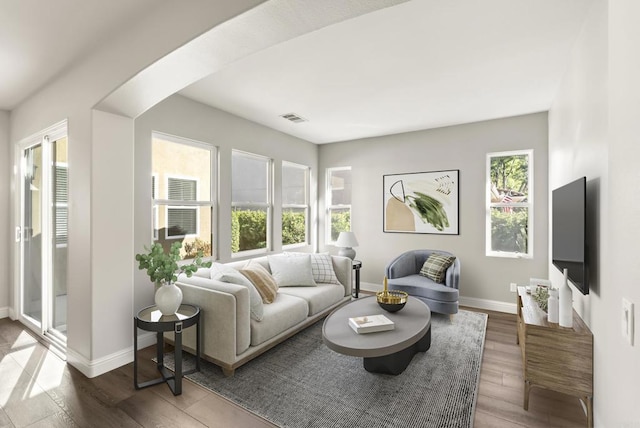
[338,247,356,260]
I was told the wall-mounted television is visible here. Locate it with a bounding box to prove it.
[552,177,589,295]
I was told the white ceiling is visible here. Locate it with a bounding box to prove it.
[2,0,593,144]
[0,0,159,110]
[180,0,593,143]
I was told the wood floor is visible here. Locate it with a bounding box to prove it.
[0,308,588,427]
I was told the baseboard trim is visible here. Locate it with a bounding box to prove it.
[0,307,9,319]
[67,331,157,378]
[360,283,516,314]
[459,296,517,314]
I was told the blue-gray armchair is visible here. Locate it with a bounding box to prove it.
[385,249,460,315]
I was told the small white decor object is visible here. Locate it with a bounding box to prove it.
[348,314,395,334]
[155,282,183,316]
[559,268,573,328]
[547,288,559,323]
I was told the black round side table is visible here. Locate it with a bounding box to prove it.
[133,304,201,395]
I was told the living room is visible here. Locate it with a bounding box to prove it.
[1,0,639,427]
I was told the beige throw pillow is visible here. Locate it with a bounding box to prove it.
[239,261,279,304]
[210,263,264,321]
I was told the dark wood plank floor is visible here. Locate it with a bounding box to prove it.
[0,308,588,427]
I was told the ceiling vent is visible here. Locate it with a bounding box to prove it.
[280,113,307,123]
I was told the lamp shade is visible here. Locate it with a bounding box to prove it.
[336,231,359,248]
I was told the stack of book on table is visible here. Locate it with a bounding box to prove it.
[348,314,395,334]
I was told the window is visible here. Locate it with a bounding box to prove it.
[486,150,533,258]
[54,163,68,246]
[282,162,309,247]
[166,177,198,238]
[152,133,215,260]
[327,167,352,242]
[232,150,272,254]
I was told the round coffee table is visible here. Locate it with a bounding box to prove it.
[322,296,431,375]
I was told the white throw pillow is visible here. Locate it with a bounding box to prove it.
[284,252,341,285]
[210,263,264,321]
[268,254,317,287]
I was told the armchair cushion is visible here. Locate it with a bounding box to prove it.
[419,253,456,283]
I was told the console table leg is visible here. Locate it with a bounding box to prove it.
[523,381,531,410]
[584,396,593,428]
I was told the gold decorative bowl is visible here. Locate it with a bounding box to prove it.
[376,290,408,312]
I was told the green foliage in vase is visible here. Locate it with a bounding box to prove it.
[407,191,450,231]
[532,287,550,312]
[135,241,211,284]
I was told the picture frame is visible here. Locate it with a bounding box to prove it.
[383,169,459,235]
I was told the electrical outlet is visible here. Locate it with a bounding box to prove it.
[510,283,517,293]
[622,298,634,346]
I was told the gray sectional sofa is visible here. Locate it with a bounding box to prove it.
[173,254,352,375]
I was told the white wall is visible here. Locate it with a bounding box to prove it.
[0,111,9,317]
[319,113,549,311]
[8,0,264,376]
[133,94,319,311]
[549,0,640,424]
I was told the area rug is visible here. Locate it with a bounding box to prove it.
[165,309,487,428]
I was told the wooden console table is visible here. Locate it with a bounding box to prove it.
[516,286,593,427]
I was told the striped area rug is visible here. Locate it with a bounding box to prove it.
[171,309,487,428]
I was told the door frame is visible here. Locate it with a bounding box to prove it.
[13,119,68,350]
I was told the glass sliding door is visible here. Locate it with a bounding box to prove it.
[18,121,68,346]
[22,143,43,325]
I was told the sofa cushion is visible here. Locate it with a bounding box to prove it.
[240,261,279,304]
[277,283,345,315]
[250,293,309,346]
[285,252,341,285]
[388,274,459,302]
[268,254,316,287]
[210,263,264,322]
[419,253,456,283]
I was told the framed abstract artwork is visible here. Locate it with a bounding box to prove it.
[383,169,459,234]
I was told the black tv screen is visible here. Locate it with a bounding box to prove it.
[552,177,588,295]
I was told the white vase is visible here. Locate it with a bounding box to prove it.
[547,288,559,323]
[559,268,573,328]
[155,282,183,315]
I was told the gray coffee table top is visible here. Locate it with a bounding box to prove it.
[322,296,431,358]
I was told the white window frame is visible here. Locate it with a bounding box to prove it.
[326,166,352,244]
[152,132,216,259]
[486,149,534,258]
[152,174,158,240]
[232,150,273,256]
[282,161,310,248]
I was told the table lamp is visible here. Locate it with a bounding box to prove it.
[336,231,359,260]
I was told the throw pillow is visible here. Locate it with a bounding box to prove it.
[268,254,316,287]
[210,263,264,321]
[419,253,456,283]
[284,252,341,285]
[239,261,279,304]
